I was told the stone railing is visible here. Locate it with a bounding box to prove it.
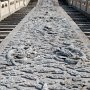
[0,0,30,21]
[67,0,90,15]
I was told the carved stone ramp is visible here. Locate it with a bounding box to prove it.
[0,0,90,90]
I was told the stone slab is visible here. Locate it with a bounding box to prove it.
[0,0,90,90]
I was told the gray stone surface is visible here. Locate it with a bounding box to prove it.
[0,0,90,90]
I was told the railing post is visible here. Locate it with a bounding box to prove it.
[0,1,1,20]
[8,0,11,14]
[75,0,77,7]
[85,0,88,11]
[15,0,16,10]
[19,0,20,7]
[72,0,74,5]
[23,0,25,6]
[72,0,73,5]
[80,0,82,10]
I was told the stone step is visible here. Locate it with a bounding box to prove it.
[84,32,90,35]
[0,35,7,39]
[0,39,3,43]
[81,29,90,32]
[0,28,13,30]
[0,25,15,28]
[0,31,10,34]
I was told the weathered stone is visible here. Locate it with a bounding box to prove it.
[64,58,78,65]
[0,0,89,89]
[46,74,65,80]
[41,83,48,90]
[21,75,36,81]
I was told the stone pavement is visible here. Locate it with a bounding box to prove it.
[0,0,90,90]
